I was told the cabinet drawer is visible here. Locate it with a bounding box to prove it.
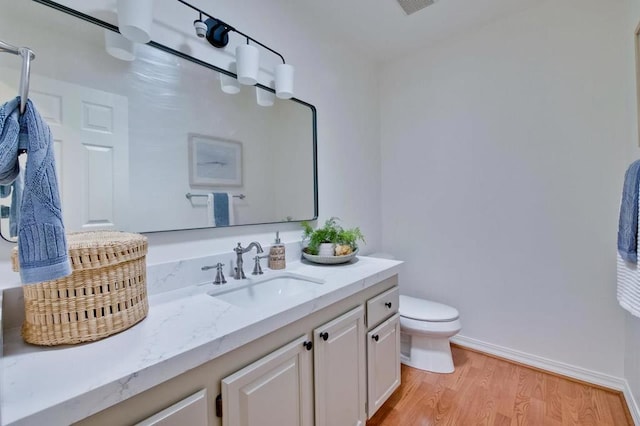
[366,286,399,329]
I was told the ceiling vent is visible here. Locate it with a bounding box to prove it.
[397,0,436,15]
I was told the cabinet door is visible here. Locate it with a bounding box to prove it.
[314,306,366,426]
[367,313,401,418]
[221,335,313,426]
[135,389,208,426]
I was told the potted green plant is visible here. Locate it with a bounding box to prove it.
[301,217,365,256]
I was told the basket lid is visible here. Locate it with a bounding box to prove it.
[12,231,147,272]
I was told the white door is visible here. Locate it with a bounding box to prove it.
[313,305,366,426]
[0,68,129,232]
[367,313,401,418]
[135,389,208,426]
[221,335,314,426]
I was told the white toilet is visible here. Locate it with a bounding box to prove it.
[368,253,462,373]
[399,295,462,374]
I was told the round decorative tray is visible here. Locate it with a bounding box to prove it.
[302,248,358,265]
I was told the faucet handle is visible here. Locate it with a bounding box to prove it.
[252,255,266,275]
[214,263,227,285]
[202,263,226,285]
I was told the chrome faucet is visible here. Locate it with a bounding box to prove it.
[233,241,264,279]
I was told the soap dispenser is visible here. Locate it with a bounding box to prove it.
[268,231,286,270]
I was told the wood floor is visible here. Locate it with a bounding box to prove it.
[367,345,633,426]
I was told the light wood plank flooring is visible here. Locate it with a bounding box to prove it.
[367,345,633,426]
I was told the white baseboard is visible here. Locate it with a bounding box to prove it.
[623,381,640,426]
[450,335,625,391]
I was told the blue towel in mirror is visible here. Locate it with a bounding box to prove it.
[618,160,640,263]
[213,192,230,227]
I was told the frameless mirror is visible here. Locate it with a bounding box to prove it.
[0,0,317,242]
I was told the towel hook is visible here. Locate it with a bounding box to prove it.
[18,47,35,114]
[0,39,36,114]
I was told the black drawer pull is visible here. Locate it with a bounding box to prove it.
[303,341,313,350]
[320,332,329,341]
[372,334,379,342]
[385,302,392,309]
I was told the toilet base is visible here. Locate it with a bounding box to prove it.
[400,332,455,374]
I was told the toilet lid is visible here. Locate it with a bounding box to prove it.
[399,295,459,322]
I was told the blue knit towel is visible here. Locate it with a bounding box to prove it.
[0,97,71,283]
[618,160,640,263]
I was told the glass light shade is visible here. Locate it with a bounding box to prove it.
[104,30,136,61]
[256,83,275,107]
[117,0,153,43]
[235,44,259,85]
[220,63,241,94]
[275,63,294,99]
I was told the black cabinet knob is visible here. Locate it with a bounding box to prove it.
[303,341,313,351]
[320,332,329,341]
[385,302,392,309]
[372,334,379,342]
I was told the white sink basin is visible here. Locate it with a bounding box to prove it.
[208,272,324,309]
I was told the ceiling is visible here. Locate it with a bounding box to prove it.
[298,0,536,62]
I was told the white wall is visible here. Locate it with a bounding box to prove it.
[0,0,381,287]
[380,0,632,377]
[625,0,640,416]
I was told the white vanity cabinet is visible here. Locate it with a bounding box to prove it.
[313,306,366,426]
[221,306,366,426]
[365,287,401,418]
[221,335,314,426]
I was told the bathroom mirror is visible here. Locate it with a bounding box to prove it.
[0,0,317,242]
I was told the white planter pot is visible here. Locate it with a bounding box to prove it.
[318,243,335,257]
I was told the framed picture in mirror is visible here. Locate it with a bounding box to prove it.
[189,134,243,186]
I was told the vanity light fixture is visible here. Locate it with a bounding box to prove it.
[236,40,259,86]
[193,13,207,38]
[116,0,153,43]
[104,30,136,61]
[256,82,276,107]
[220,62,241,94]
[275,63,294,99]
[177,0,295,99]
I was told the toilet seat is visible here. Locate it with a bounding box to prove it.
[399,295,459,322]
[400,316,462,337]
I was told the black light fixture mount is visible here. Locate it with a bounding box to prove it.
[176,0,285,64]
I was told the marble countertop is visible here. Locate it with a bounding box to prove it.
[0,256,402,426]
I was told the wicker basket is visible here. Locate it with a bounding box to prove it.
[12,231,149,346]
